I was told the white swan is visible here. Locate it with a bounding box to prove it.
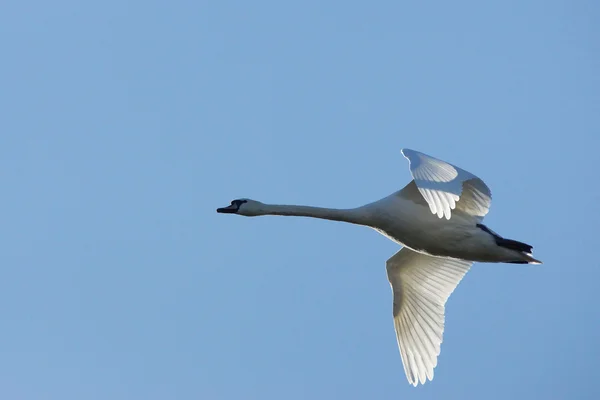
[217,148,541,386]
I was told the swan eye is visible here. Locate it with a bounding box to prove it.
[231,199,248,208]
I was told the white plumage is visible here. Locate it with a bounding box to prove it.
[217,148,541,386]
[386,248,472,385]
[402,149,492,220]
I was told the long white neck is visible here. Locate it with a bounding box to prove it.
[257,204,371,226]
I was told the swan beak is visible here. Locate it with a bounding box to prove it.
[216,204,237,214]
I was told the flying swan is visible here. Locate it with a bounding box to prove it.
[217,148,541,386]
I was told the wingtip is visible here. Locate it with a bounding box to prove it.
[401,148,416,157]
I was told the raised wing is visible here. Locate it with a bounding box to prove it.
[401,148,492,220]
[386,248,472,386]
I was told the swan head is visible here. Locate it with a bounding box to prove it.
[216,199,265,216]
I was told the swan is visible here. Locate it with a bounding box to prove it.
[217,148,541,386]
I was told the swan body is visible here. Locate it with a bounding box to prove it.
[217,148,541,386]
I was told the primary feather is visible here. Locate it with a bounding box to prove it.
[401,148,492,220]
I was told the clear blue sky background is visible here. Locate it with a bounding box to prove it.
[1,1,598,399]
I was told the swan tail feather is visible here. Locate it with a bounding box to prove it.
[495,237,532,254]
[476,223,541,264]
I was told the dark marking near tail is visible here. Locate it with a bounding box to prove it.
[476,223,496,236]
[476,223,533,254]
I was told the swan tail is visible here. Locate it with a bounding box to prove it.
[497,238,542,264]
[476,224,542,265]
[495,237,532,254]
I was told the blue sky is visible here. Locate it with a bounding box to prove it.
[1,1,598,399]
